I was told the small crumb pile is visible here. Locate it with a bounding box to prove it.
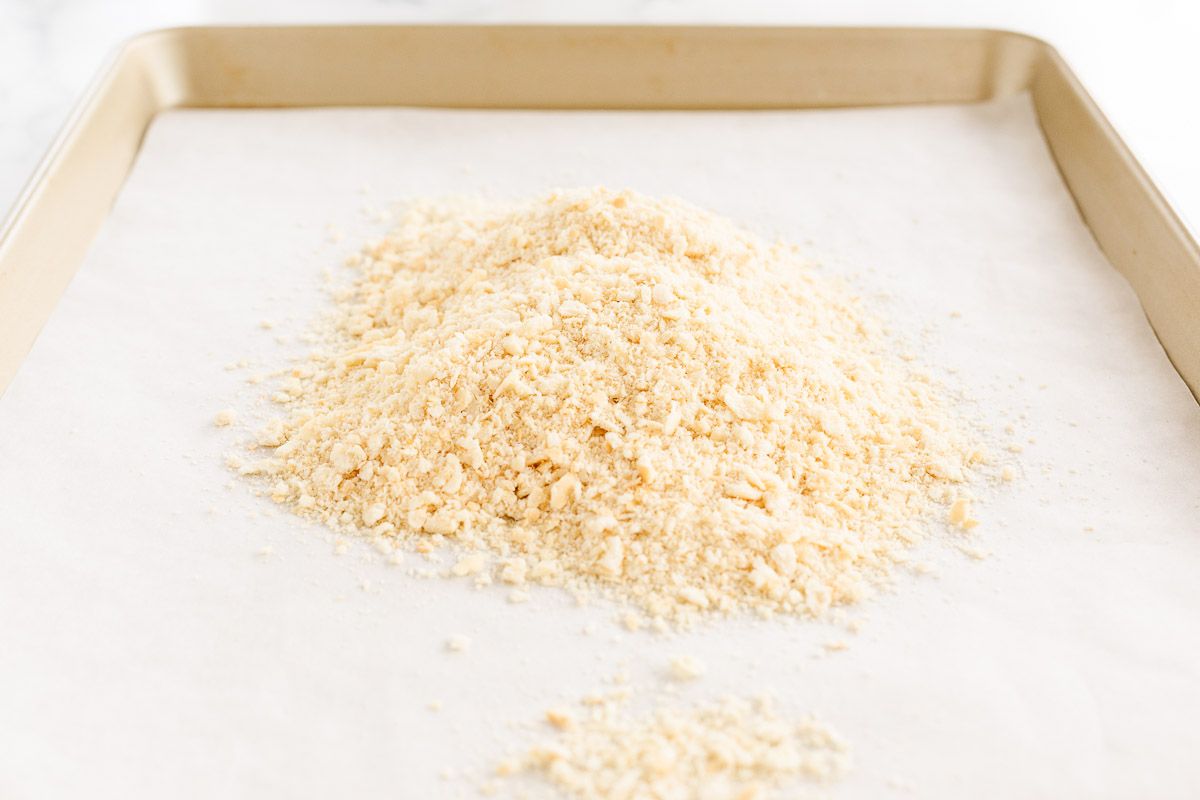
[237,187,985,623]
[494,691,849,799]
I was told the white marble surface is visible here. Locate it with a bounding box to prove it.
[1,0,1199,234]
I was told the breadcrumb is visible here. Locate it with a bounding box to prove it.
[243,188,986,624]
[501,691,849,798]
[668,655,706,681]
[544,708,575,730]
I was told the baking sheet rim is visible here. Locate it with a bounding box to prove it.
[0,24,1196,402]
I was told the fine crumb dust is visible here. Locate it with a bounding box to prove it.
[231,187,990,625]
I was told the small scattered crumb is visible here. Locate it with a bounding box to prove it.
[823,640,849,653]
[956,543,990,560]
[213,409,237,427]
[428,700,442,712]
[446,634,471,653]
[259,319,275,330]
[544,708,575,730]
[255,545,273,558]
[507,589,530,604]
[668,655,706,681]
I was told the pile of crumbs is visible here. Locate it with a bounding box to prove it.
[232,187,987,624]
[491,690,849,799]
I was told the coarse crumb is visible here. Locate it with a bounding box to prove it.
[948,497,980,530]
[446,634,471,652]
[451,553,487,577]
[213,409,238,427]
[241,188,989,625]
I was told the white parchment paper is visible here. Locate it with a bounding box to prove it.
[2,96,1199,800]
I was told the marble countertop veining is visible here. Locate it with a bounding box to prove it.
[2,0,1198,230]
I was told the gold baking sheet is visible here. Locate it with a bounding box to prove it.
[0,26,1196,402]
[1,25,1199,800]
